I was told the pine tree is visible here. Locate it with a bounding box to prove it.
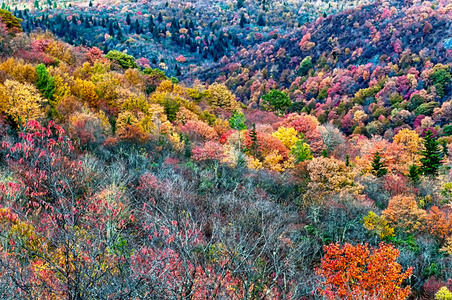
[420,129,443,176]
[135,19,141,34]
[345,154,350,167]
[249,123,260,159]
[108,22,114,36]
[148,16,154,31]
[116,26,123,40]
[408,164,420,184]
[36,64,55,101]
[257,14,266,26]
[371,151,388,177]
[239,13,246,28]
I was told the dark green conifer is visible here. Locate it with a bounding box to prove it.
[408,164,420,184]
[371,151,388,177]
[239,14,246,28]
[249,123,260,159]
[420,130,443,176]
[257,14,266,26]
[36,64,55,101]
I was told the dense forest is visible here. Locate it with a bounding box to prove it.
[4,0,373,77]
[1,0,452,299]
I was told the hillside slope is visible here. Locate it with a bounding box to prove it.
[1,2,452,299]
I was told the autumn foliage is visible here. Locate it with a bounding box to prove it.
[317,242,413,300]
[2,2,452,298]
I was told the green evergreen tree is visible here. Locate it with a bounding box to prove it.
[116,26,124,41]
[257,14,266,26]
[408,164,420,184]
[108,22,114,36]
[249,123,260,159]
[420,129,443,176]
[36,64,55,101]
[371,151,388,177]
[239,13,246,28]
[135,19,141,34]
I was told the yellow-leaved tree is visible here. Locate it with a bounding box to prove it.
[0,79,45,131]
[207,83,240,111]
[74,78,99,107]
[272,127,299,150]
[363,211,394,239]
[435,286,452,300]
[393,128,423,164]
[304,156,363,206]
[51,75,71,106]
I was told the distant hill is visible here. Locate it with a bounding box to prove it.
[8,0,374,77]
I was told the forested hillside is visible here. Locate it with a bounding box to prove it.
[5,0,373,76]
[1,0,452,299]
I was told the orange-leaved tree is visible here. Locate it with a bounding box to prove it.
[382,194,426,233]
[317,242,413,300]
